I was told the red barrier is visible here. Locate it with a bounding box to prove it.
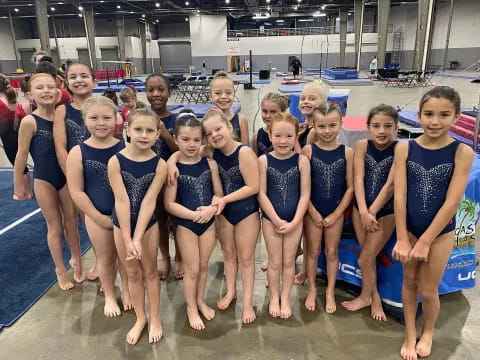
[94,69,125,81]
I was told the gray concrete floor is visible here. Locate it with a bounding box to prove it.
[1,71,479,359]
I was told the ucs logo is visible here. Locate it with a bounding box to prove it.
[458,270,477,282]
[338,262,362,279]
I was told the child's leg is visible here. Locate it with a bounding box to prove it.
[280,223,303,319]
[323,214,344,314]
[400,234,422,360]
[84,215,120,317]
[114,227,147,345]
[118,259,133,311]
[416,231,455,358]
[294,236,307,285]
[262,219,283,317]
[77,211,98,281]
[34,180,74,291]
[140,225,163,343]
[176,226,204,330]
[171,219,184,280]
[304,214,324,311]
[58,186,86,283]
[196,225,217,321]
[157,193,171,279]
[234,213,260,323]
[216,215,238,310]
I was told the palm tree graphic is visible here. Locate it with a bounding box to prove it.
[456,198,477,239]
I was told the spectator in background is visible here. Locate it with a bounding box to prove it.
[32,50,49,65]
[369,56,378,77]
[291,56,302,79]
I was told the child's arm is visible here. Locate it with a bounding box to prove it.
[353,140,378,231]
[278,154,311,234]
[163,175,203,222]
[305,127,317,145]
[13,116,35,200]
[239,114,250,145]
[212,146,259,214]
[108,155,133,248]
[322,146,354,228]
[257,155,284,227]
[207,158,224,197]
[251,130,259,156]
[159,121,178,153]
[302,145,323,227]
[66,146,112,229]
[392,142,410,263]
[166,150,181,186]
[368,157,395,216]
[409,144,474,261]
[53,105,69,174]
[131,159,167,257]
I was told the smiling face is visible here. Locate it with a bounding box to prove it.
[261,100,282,127]
[127,115,160,151]
[146,76,170,112]
[202,113,233,150]
[313,111,341,144]
[418,97,459,139]
[299,87,325,116]
[66,64,95,97]
[368,113,397,148]
[30,75,58,106]
[175,125,203,158]
[270,120,297,156]
[210,78,235,112]
[84,104,116,140]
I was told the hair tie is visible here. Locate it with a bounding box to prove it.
[177,112,196,120]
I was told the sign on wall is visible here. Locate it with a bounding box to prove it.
[227,38,240,55]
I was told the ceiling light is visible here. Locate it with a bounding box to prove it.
[321,5,327,10]
[226,0,230,4]
[156,2,160,7]
[100,1,104,2]
[252,13,270,20]
[142,14,146,18]
[50,7,55,11]
[293,5,298,10]
[57,2,63,4]
[298,18,313,22]
[297,0,302,2]
[196,9,200,13]
[313,11,326,17]
[78,13,83,18]
[276,19,284,23]
[156,19,159,23]
[336,17,340,20]
[185,17,189,21]
[78,5,83,11]
[185,1,190,5]
[117,5,121,9]
[267,0,271,3]
[14,8,19,12]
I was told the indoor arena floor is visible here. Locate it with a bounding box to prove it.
[0,71,479,359]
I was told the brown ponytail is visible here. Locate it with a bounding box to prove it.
[0,77,17,105]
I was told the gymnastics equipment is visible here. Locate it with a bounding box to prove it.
[244,50,255,90]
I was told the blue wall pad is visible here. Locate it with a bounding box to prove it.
[94,85,145,93]
[168,104,241,118]
[304,68,322,74]
[321,77,373,86]
[279,85,305,93]
[324,69,359,79]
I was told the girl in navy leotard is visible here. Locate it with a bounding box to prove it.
[66,96,132,318]
[301,102,354,313]
[108,109,167,345]
[145,74,182,280]
[341,105,399,321]
[258,113,311,319]
[209,71,249,145]
[14,73,86,291]
[164,112,223,330]
[392,87,473,360]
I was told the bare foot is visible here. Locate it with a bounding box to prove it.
[416,332,433,358]
[242,304,256,324]
[325,290,336,314]
[401,337,418,360]
[174,261,184,280]
[87,263,98,281]
[148,319,163,343]
[371,296,387,321]
[187,306,205,330]
[304,289,317,311]
[198,302,216,321]
[268,297,280,318]
[56,270,75,291]
[158,259,170,280]
[280,297,292,319]
[126,319,146,345]
[69,258,86,284]
[341,296,372,312]
[104,296,121,317]
[293,271,306,285]
[217,293,236,310]
[122,291,133,312]
[260,260,268,271]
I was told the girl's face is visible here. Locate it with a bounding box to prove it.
[84,104,116,139]
[122,95,136,110]
[368,113,397,148]
[67,64,95,96]
[299,88,324,116]
[146,76,170,111]
[30,76,58,106]
[175,126,203,158]
[210,79,235,111]
[127,116,160,150]
[202,115,233,149]
[270,121,297,156]
[314,112,341,144]
[261,100,282,126]
[419,97,459,139]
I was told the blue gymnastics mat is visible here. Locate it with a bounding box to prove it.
[94,85,145,93]
[321,76,373,86]
[279,85,305,93]
[168,103,241,117]
[433,73,480,80]
[0,170,92,328]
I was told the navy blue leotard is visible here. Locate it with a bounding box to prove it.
[213,145,259,225]
[363,140,397,219]
[310,143,346,217]
[298,126,313,148]
[176,157,215,236]
[80,140,125,216]
[265,153,300,222]
[256,127,272,157]
[30,114,66,190]
[65,103,89,152]
[406,140,460,239]
[230,113,241,142]
[112,153,161,236]
[152,113,176,161]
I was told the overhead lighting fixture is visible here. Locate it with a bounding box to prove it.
[78,5,83,11]
[267,0,271,3]
[196,9,200,13]
[156,19,159,23]
[293,5,298,10]
[185,1,189,5]
[100,1,104,2]
[117,5,121,9]
[321,5,327,10]
[156,2,160,7]
[252,13,270,20]
[14,8,19,12]
[50,7,55,11]
[276,19,284,23]
[298,18,313,22]
[142,14,146,18]
[313,11,326,17]
[297,0,302,2]
[78,13,83,18]
[336,17,340,20]
[226,0,230,4]
[185,17,189,21]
